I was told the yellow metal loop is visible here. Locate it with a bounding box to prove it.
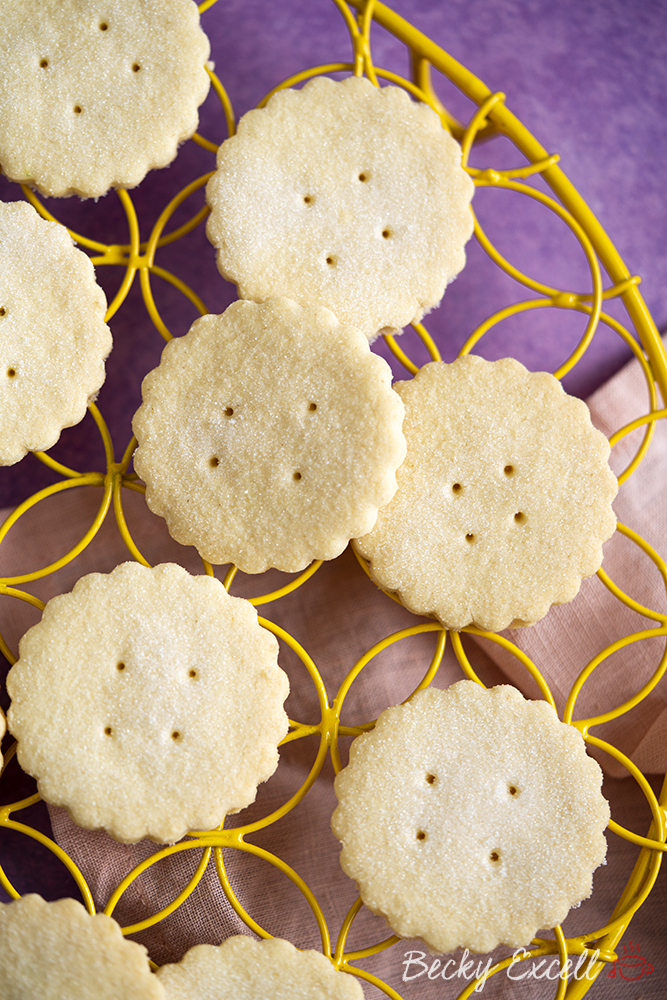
[1,3,666,990]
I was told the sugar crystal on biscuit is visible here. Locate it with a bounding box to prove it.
[156,936,363,999]
[7,562,289,844]
[354,354,618,631]
[0,895,164,999]
[0,0,210,198]
[206,75,474,341]
[0,200,111,465]
[332,681,610,953]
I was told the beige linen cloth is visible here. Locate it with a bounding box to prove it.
[1,345,665,997]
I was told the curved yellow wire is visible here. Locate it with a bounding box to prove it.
[1,4,666,994]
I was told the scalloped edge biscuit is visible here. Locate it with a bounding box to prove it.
[354,355,618,631]
[0,0,210,198]
[206,75,473,340]
[133,297,406,573]
[7,562,289,844]
[156,936,364,999]
[332,682,610,954]
[0,200,111,465]
[0,894,165,999]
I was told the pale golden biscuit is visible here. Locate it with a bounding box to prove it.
[0,0,210,198]
[332,682,610,954]
[206,75,473,341]
[354,354,618,631]
[6,562,289,844]
[132,298,406,573]
[0,894,164,999]
[0,200,111,465]
[157,935,363,1000]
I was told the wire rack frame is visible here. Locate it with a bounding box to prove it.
[0,0,665,997]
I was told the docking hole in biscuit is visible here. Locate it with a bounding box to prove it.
[325,255,337,266]
[205,76,474,340]
[1,4,211,199]
[132,299,406,573]
[353,355,618,631]
[224,407,234,416]
[116,661,125,672]
[7,561,289,845]
[209,457,219,467]
[303,195,313,205]
[0,306,6,316]
[332,682,610,953]
[6,369,16,379]
[426,772,436,784]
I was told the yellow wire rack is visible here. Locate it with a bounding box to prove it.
[1,1,666,997]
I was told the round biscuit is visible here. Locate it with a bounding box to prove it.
[0,894,164,999]
[206,75,474,341]
[0,200,111,465]
[354,354,618,631]
[132,297,406,573]
[156,935,364,999]
[332,681,610,954]
[6,562,289,844]
[0,0,210,198]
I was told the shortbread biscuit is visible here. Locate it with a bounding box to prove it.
[354,354,618,631]
[0,0,210,198]
[157,935,363,999]
[0,200,111,465]
[332,682,609,954]
[206,75,473,341]
[6,562,289,844]
[133,298,406,573]
[0,894,164,999]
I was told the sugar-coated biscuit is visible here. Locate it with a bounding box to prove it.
[156,935,364,999]
[354,355,618,631]
[133,297,406,573]
[206,75,474,341]
[7,562,289,844]
[0,894,164,999]
[0,200,111,465]
[332,682,610,954]
[0,0,210,198]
